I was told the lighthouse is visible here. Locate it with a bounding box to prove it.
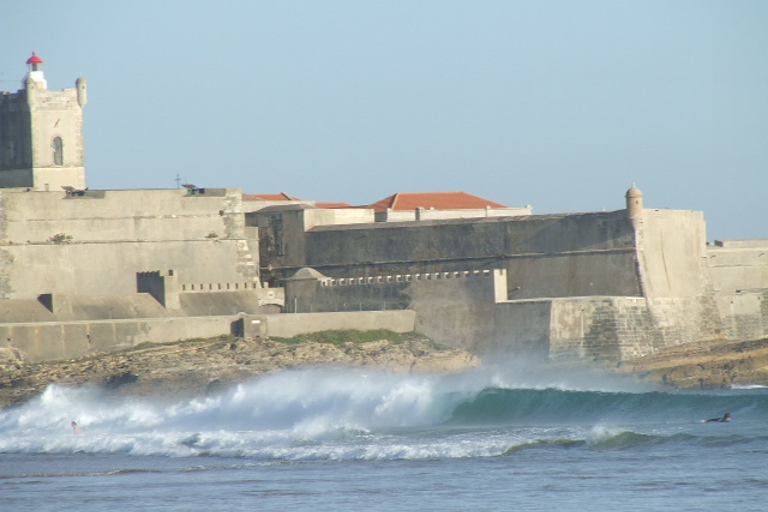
[0,52,87,191]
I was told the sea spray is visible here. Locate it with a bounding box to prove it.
[1,366,767,460]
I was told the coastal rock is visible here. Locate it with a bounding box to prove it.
[607,337,768,389]
[0,336,481,409]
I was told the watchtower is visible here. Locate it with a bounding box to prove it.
[0,52,87,190]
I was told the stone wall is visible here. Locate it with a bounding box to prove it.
[1,316,238,362]
[282,269,500,352]
[253,207,645,300]
[241,310,416,339]
[492,296,715,363]
[0,188,260,299]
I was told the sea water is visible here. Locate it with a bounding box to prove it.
[2,362,768,511]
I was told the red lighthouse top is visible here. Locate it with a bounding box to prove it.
[26,52,43,65]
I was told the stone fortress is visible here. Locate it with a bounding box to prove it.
[1,54,766,363]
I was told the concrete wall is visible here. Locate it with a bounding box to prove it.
[706,239,768,294]
[715,291,767,341]
[2,316,238,363]
[245,310,416,339]
[703,239,768,341]
[303,207,375,228]
[375,206,533,222]
[406,271,499,354]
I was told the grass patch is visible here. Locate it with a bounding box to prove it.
[271,329,407,345]
[427,340,451,351]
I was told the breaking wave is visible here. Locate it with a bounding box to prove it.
[1,365,765,461]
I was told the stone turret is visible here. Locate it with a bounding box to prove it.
[625,184,643,218]
[76,77,87,107]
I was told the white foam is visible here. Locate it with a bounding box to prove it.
[0,366,631,459]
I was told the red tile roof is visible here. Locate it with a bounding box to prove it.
[242,193,300,201]
[368,192,507,212]
[316,202,355,209]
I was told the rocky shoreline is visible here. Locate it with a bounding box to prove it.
[3,334,768,410]
[607,337,768,390]
[0,335,481,410]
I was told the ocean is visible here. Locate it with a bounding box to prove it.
[2,362,768,511]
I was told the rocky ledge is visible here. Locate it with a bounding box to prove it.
[608,337,768,390]
[0,335,481,410]
[3,335,768,410]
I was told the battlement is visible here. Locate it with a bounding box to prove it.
[136,270,179,309]
[320,269,497,287]
[180,281,260,292]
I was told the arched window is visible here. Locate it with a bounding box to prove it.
[52,137,63,166]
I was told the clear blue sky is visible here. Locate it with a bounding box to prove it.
[2,1,766,241]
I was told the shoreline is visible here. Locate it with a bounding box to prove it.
[3,334,768,410]
[0,335,481,410]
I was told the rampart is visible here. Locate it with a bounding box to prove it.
[705,238,768,341]
[251,207,644,298]
[1,308,414,363]
[0,316,237,363]
[2,185,765,365]
[0,188,260,299]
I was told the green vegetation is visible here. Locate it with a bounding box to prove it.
[271,329,407,345]
[48,233,73,244]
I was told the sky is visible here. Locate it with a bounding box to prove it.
[2,1,766,241]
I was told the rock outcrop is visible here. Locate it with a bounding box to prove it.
[609,337,768,390]
[3,334,768,410]
[0,335,480,409]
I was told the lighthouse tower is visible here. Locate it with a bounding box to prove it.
[0,52,87,191]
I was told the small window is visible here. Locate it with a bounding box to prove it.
[52,137,63,166]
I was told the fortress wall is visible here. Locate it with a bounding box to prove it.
[288,279,411,313]
[1,188,245,243]
[179,289,285,317]
[304,211,636,270]
[1,316,236,363]
[645,296,723,347]
[250,310,416,339]
[284,269,499,314]
[0,188,260,299]
[704,240,768,337]
[247,207,308,276]
[2,239,250,299]
[406,272,498,354]
[253,207,644,302]
[282,269,499,352]
[180,281,261,292]
[504,249,641,299]
[492,300,552,360]
[547,297,660,361]
[634,209,707,298]
[492,296,715,363]
[415,206,532,221]
[303,207,374,228]
[715,291,767,341]
[705,239,768,294]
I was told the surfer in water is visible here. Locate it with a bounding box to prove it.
[71,421,82,434]
[701,413,732,423]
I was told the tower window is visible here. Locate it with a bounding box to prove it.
[52,137,63,166]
